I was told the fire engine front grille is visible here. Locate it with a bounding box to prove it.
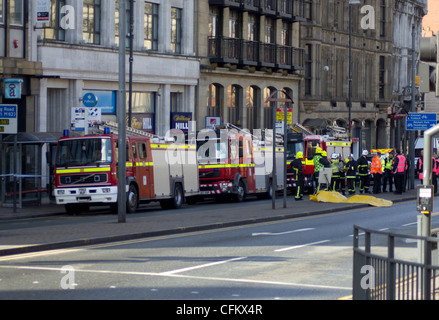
[60,174,108,185]
[199,171,221,178]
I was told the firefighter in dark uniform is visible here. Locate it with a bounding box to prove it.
[357,149,371,194]
[291,151,304,201]
[346,154,357,195]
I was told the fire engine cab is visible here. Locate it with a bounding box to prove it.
[53,122,199,214]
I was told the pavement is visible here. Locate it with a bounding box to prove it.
[0,186,421,257]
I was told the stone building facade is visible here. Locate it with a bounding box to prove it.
[194,0,305,132]
[299,0,426,151]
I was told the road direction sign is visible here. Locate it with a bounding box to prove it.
[406,113,437,131]
[0,105,18,134]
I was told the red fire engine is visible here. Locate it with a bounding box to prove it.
[53,122,199,214]
[195,126,283,202]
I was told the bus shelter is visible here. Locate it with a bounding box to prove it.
[0,132,61,209]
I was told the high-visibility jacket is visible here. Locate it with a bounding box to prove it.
[418,157,423,179]
[395,154,406,173]
[314,154,324,174]
[370,156,383,174]
[433,157,439,175]
[384,156,393,171]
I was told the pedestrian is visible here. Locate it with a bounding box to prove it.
[370,151,383,194]
[432,154,438,194]
[392,149,406,194]
[357,149,371,194]
[346,154,357,195]
[416,149,424,184]
[382,151,394,192]
[291,151,304,201]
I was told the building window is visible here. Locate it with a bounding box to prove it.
[170,7,182,54]
[247,13,258,41]
[229,10,241,39]
[144,2,159,50]
[227,85,240,126]
[207,84,221,117]
[264,17,275,44]
[304,44,312,96]
[379,56,386,99]
[0,0,4,24]
[83,0,101,44]
[380,0,386,37]
[43,0,66,41]
[209,7,220,37]
[10,0,23,25]
[263,87,275,129]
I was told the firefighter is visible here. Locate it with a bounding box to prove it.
[357,149,371,194]
[318,150,331,192]
[346,154,357,195]
[330,153,340,192]
[338,154,347,195]
[392,149,406,194]
[382,151,394,192]
[313,147,323,192]
[370,151,383,194]
[291,151,304,201]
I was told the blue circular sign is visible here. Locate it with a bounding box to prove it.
[83,93,98,108]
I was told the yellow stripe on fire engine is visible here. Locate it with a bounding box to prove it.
[198,164,255,169]
[56,167,111,174]
[150,144,196,150]
[135,162,154,167]
[326,142,351,146]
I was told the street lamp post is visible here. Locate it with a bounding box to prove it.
[348,0,360,138]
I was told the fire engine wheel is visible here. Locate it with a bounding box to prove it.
[234,180,246,202]
[126,184,138,213]
[160,183,184,209]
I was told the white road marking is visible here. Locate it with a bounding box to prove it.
[159,256,247,275]
[402,222,417,227]
[252,228,314,236]
[0,265,351,291]
[274,240,330,252]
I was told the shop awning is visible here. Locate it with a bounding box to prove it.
[0,132,62,144]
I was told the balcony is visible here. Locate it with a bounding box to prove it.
[208,0,307,21]
[208,36,305,71]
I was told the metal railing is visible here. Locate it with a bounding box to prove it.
[208,36,305,70]
[353,225,439,300]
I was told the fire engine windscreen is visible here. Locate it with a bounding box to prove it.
[197,140,228,161]
[56,138,113,167]
[286,141,304,159]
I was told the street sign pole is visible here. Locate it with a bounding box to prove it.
[117,0,127,223]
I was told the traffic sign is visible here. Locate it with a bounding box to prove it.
[0,105,18,134]
[406,113,437,131]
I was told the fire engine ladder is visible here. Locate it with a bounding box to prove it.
[223,122,283,145]
[292,123,313,135]
[97,121,157,138]
[326,125,348,140]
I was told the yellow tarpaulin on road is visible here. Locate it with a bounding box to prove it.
[309,191,393,207]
